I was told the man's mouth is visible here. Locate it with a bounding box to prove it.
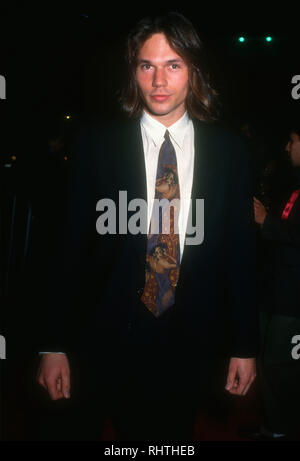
[151,95,171,102]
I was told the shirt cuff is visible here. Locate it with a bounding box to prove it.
[39,352,66,355]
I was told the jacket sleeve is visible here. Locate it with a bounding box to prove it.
[225,134,260,358]
[35,125,97,355]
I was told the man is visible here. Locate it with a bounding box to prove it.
[37,12,258,440]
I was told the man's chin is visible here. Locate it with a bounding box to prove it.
[145,103,173,117]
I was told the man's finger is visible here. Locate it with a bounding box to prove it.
[233,371,255,395]
[225,363,237,390]
[242,374,256,396]
[228,378,247,395]
[235,378,249,395]
[46,377,64,400]
[227,369,249,395]
[57,376,62,393]
[241,381,252,396]
[61,371,71,399]
[37,374,47,390]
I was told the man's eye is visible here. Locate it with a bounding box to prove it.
[141,64,152,70]
[170,64,180,69]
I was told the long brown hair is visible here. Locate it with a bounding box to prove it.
[120,12,219,122]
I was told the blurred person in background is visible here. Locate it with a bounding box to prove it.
[251,127,300,440]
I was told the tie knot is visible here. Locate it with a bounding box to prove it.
[164,130,170,141]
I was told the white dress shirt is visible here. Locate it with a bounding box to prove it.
[140,110,195,259]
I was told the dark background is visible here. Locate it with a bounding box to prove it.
[1,4,300,440]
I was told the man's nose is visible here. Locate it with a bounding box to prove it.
[285,142,290,153]
[152,68,167,87]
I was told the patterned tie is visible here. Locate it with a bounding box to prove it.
[141,130,181,317]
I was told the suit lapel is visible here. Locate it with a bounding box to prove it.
[191,118,213,203]
[179,118,215,273]
[123,118,147,204]
[122,118,148,264]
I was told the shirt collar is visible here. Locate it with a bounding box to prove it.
[140,110,190,150]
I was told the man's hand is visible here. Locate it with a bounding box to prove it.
[37,353,71,400]
[225,358,256,396]
[253,197,267,225]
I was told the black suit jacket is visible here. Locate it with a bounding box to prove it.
[40,116,259,359]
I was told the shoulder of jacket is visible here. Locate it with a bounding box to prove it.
[192,118,246,143]
[192,119,250,156]
[75,115,140,143]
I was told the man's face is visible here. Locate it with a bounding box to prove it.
[285,132,300,166]
[135,33,189,126]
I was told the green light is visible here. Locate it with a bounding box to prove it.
[238,36,246,43]
[265,36,272,42]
